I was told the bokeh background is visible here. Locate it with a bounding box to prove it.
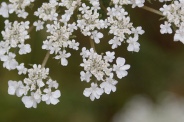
[0,0,184,122]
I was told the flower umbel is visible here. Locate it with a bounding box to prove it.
[0,0,148,107]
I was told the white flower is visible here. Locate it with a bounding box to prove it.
[77,19,86,29]
[112,93,184,122]
[18,43,31,55]
[127,37,140,52]
[174,29,184,44]
[34,2,58,21]
[1,52,18,70]
[21,21,30,29]
[131,0,145,8]
[68,39,79,50]
[131,26,145,37]
[34,89,42,100]
[8,80,24,97]
[55,50,71,66]
[79,3,89,14]
[42,40,54,52]
[42,88,61,105]
[160,21,172,34]
[91,31,103,44]
[1,20,30,48]
[16,63,27,75]
[109,36,122,49]
[0,2,12,18]
[159,0,171,2]
[80,47,90,58]
[80,48,112,81]
[104,51,115,63]
[22,92,41,108]
[67,23,77,32]
[60,12,71,24]
[80,71,92,82]
[33,20,44,31]
[100,77,118,94]
[17,10,28,18]
[83,83,104,101]
[46,79,59,89]
[113,57,130,79]
[37,79,45,88]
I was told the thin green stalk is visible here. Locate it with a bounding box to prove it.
[89,38,96,52]
[41,51,50,68]
[141,6,164,16]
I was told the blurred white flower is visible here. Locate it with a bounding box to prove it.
[112,93,184,122]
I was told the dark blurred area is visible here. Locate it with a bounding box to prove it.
[0,0,184,122]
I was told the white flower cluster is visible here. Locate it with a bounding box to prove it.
[8,64,61,108]
[112,0,145,8]
[80,48,130,101]
[113,93,184,122]
[0,20,30,70]
[160,0,184,43]
[0,0,35,18]
[77,2,105,43]
[107,5,144,51]
[43,21,79,66]
[34,0,80,66]
[0,0,145,106]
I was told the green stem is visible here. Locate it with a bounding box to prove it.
[99,0,107,13]
[141,6,164,16]
[89,38,96,52]
[28,25,34,33]
[41,51,50,68]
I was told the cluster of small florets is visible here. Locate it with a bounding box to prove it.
[107,5,144,51]
[159,0,184,43]
[8,64,61,108]
[0,0,35,18]
[0,20,30,70]
[80,48,130,100]
[112,0,145,8]
[0,0,145,108]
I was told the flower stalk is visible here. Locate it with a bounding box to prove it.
[141,6,164,16]
[89,38,96,52]
[41,51,50,68]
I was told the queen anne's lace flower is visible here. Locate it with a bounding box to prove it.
[0,0,145,106]
[159,0,184,44]
[8,64,61,108]
[80,48,130,100]
[1,0,36,18]
[107,5,144,51]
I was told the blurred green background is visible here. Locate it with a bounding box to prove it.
[0,0,184,122]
